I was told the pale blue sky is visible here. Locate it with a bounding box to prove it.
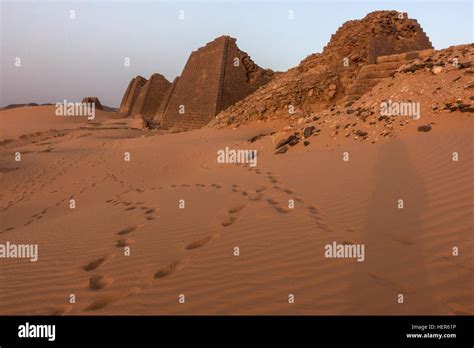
[1,0,472,107]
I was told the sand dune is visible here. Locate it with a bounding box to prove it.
[0,104,472,315]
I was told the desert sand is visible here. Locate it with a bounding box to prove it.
[0,99,472,315]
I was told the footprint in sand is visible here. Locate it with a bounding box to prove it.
[1,226,15,233]
[89,274,113,290]
[141,207,159,220]
[117,226,137,235]
[83,254,114,271]
[144,208,156,215]
[186,235,213,250]
[154,258,189,279]
[387,234,415,246]
[267,175,278,184]
[308,206,318,215]
[266,198,279,205]
[221,216,237,227]
[248,193,263,201]
[265,196,293,213]
[307,205,331,230]
[48,304,73,316]
[315,221,331,232]
[255,186,267,193]
[84,287,140,311]
[27,208,48,224]
[274,205,292,214]
[228,203,247,214]
[116,238,135,248]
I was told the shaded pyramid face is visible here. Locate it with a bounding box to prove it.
[157,35,273,130]
[130,73,171,118]
[118,75,148,116]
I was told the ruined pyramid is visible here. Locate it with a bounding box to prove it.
[119,73,172,118]
[131,73,171,118]
[155,35,274,130]
[119,75,148,116]
[82,97,103,110]
[212,11,434,127]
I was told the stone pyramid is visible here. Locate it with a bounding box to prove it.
[156,35,273,130]
[82,97,103,110]
[320,10,433,65]
[130,73,171,117]
[118,75,148,116]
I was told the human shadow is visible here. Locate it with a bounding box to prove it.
[344,138,437,314]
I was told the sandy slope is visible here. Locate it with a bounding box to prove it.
[0,105,472,315]
[0,105,126,140]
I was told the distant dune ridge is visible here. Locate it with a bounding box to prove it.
[0,10,472,316]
